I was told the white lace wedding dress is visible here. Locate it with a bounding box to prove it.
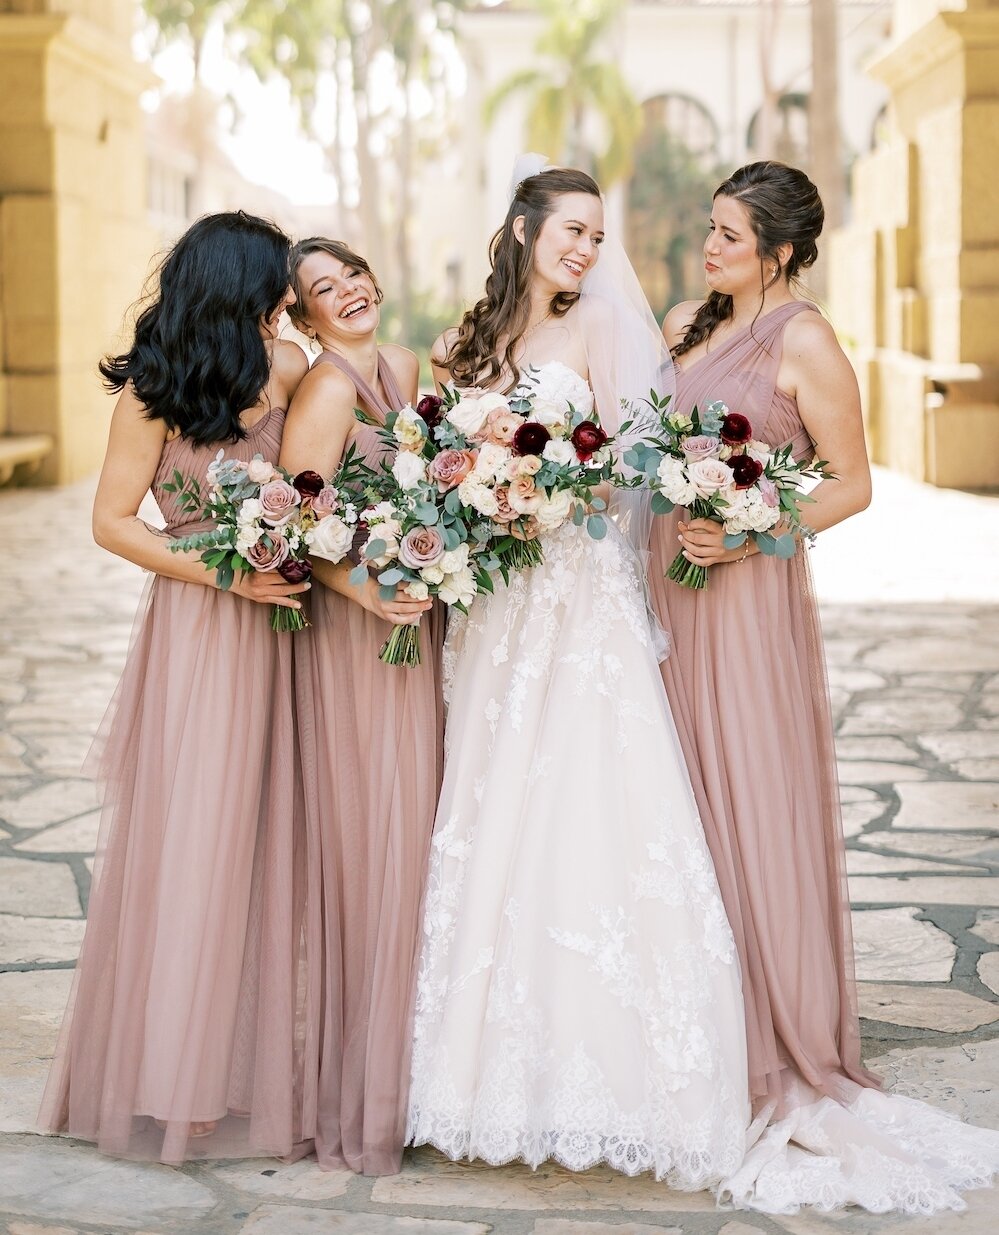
[406,376,751,1185]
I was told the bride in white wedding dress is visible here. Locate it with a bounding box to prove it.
[405,165,751,1189]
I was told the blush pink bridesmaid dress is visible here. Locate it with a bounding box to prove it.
[647,300,999,1212]
[39,409,313,1166]
[294,350,445,1175]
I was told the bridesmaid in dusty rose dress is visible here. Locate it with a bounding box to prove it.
[280,238,444,1175]
[648,162,999,1211]
[39,212,312,1164]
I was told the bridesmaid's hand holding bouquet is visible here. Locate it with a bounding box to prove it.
[165,446,370,631]
[624,396,834,590]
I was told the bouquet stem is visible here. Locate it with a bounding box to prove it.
[271,604,310,633]
[380,622,421,668]
[497,537,544,572]
[667,549,709,590]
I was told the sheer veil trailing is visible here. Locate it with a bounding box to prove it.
[509,154,673,654]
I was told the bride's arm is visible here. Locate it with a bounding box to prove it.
[430,328,459,394]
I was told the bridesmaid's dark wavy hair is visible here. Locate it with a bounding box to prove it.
[99,211,292,445]
[286,238,384,336]
[444,168,601,391]
[673,161,824,358]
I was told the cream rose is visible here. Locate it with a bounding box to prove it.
[247,457,278,484]
[446,396,491,437]
[391,451,427,490]
[688,458,736,498]
[534,488,574,530]
[507,474,543,515]
[439,543,470,574]
[542,438,575,467]
[306,515,353,563]
[393,405,425,451]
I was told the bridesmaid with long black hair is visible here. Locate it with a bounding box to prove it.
[40,211,312,1165]
[280,238,444,1175]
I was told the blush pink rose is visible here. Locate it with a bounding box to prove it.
[485,409,522,447]
[247,457,278,484]
[311,485,341,519]
[246,534,290,572]
[492,486,519,524]
[508,474,542,515]
[688,458,735,498]
[428,448,477,491]
[259,478,301,527]
[681,435,721,462]
[398,525,446,570]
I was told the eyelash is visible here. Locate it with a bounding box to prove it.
[317,270,362,295]
[569,226,603,244]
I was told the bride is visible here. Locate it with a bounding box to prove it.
[405,162,751,1188]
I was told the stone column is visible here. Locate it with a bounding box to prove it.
[0,0,155,483]
[829,0,999,490]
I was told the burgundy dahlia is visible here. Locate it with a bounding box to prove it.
[293,469,325,498]
[720,412,752,446]
[571,420,608,461]
[512,421,551,457]
[728,454,764,489]
[278,557,313,584]
[416,394,445,429]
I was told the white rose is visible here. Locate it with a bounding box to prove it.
[476,392,510,416]
[472,442,511,481]
[364,524,401,567]
[656,457,696,506]
[535,488,574,530]
[542,438,575,466]
[236,526,264,556]
[420,564,445,585]
[439,543,470,574]
[392,451,428,489]
[446,396,491,437]
[247,457,277,484]
[438,565,476,608]
[363,500,397,523]
[688,458,735,499]
[237,498,263,525]
[306,515,353,563]
[457,476,500,517]
[394,405,425,451]
[406,580,430,601]
[522,361,594,427]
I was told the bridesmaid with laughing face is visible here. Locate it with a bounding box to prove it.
[279,238,444,1176]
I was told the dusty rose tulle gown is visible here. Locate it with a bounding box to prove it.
[648,300,999,1212]
[39,409,313,1166]
[294,350,444,1175]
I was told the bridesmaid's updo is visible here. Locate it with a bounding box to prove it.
[673,161,824,358]
[444,167,601,391]
[286,237,384,337]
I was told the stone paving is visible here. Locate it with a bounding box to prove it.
[1,467,998,1235]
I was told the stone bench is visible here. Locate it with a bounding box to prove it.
[0,433,54,484]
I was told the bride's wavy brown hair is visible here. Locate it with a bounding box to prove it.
[443,168,601,390]
[673,161,824,358]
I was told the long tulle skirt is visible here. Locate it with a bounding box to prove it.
[38,576,311,1165]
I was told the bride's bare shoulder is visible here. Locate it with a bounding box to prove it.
[662,300,703,349]
[432,327,460,366]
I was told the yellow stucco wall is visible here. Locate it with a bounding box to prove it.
[0,1,154,483]
[830,0,999,490]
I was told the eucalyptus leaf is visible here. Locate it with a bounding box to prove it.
[755,533,778,556]
[365,538,387,560]
[587,514,607,540]
[722,532,747,550]
[651,491,675,515]
[379,583,399,600]
[379,568,404,585]
[349,564,369,588]
[589,496,607,512]
[413,502,440,525]
[572,502,586,526]
[774,534,798,560]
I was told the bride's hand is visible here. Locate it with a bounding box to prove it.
[361,576,433,626]
[678,518,756,566]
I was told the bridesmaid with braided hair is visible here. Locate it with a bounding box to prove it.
[647,161,999,1212]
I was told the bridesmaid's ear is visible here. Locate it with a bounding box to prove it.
[776,241,793,273]
[512,215,527,246]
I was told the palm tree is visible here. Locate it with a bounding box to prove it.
[484,0,641,185]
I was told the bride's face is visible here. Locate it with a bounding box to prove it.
[297,251,380,344]
[525,192,604,296]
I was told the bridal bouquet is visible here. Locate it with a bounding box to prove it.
[624,396,833,590]
[355,364,619,666]
[165,447,368,632]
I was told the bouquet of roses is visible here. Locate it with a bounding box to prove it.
[165,445,369,631]
[353,364,621,667]
[624,395,833,590]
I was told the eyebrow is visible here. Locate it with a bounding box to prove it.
[565,219,605,235]
[710,217,741,237]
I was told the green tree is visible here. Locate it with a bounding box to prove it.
[484,0,641,185]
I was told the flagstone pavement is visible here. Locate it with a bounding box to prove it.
[1,466,998,1235]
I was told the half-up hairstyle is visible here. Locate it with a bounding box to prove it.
[444,168,601,390]
[100,211,292,445]
[673,161,824,358]
[287,237,384,335]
